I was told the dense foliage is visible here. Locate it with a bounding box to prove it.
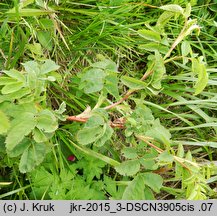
[0,0,217,200]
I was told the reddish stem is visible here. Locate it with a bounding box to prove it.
[66,116,125,128]
[66,116,88,123]
[104,90,134,110]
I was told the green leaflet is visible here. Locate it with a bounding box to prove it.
[142,173,163,193]
[54,102,67,121]
[80,68,106,94]
[0,110,10,134]
[140,153,158,170]
[115,160,140,176]
[0,77,17,85]
[105,72,119,99]
[122,147,138,159]
[181,41,191,65]
[40,60,60,74]
[121,76,147,90]
[19,142,46,173]
[183,3,191,18]
[122,174,146,200]
[37,31,53,51]
[55,102,66,115]
[33,128,49,143]
[86,114,105,127]
[22,61,41,75]
[191,58,208,95]
[7,138,31,157]
[2,69,25,82]
[151,51,166,89]
[5,103,37,118]
[159,4,184,14]
[138,43,169,54]
[1,82,24,94]
[23,61,40,91]
[0,87,31,102]
[91,59,118,71]
[26,42,43,56]
[156,11,174,28]
[145,119,171,146]
[138,29,161,43]
[158,151,174,163]
[77,125,104,145]
[5,112,37,151]
[36,109,58,133]
[94,124,113,147]
[181,41,191,57]
[77,109,113,147]
[0,69,26,95]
